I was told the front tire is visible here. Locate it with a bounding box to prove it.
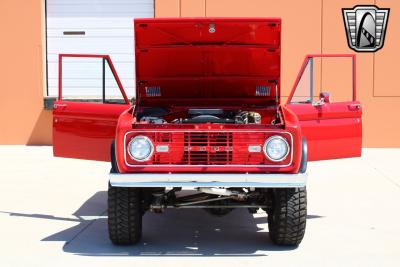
[108,184,143,245]
[267,187,307,246]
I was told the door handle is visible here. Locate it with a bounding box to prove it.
[54,103,68,109]
[348,103,361,111]
[312,99,325,107]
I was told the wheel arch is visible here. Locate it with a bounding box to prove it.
[299,137,308,173]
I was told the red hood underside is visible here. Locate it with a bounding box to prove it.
[134,18,281,107]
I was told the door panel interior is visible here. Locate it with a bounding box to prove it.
[286,102,362,161]
[286,55,362,161]
[53,101,130,161]
[53,54,130,161]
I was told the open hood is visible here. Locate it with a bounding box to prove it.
[134,18,281,107]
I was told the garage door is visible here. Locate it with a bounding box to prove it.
[46,0,154,99]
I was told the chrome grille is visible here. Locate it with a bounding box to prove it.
[183,132,233,165]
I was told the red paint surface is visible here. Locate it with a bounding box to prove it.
[134,18,281,107]
[53,101,130,161]
[286,102,362,161]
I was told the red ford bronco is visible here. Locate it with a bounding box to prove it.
[53,18,362,246]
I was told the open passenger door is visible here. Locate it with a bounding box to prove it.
[53,54,131,161]
[285,54,362,161]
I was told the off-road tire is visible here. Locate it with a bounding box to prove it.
[108,184,143,245]
[267,187,307,246]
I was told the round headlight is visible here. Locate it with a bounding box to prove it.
[128,136,154,162]
[263,135,290,162]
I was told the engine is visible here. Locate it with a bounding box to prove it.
[139,109,262,124]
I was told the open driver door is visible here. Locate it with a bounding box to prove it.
[285,54,362,161]
[53,54,131,161]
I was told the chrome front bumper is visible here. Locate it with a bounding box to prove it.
[109,173,307,188]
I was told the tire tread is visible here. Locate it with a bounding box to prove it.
[108,185,142,245]
[268,187,307,246]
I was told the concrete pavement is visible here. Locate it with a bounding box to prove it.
[0,146,399,266]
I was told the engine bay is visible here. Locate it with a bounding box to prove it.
[135,107,282,125]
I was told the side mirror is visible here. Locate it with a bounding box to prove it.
[320,92,331,103]
[312,92,331,107]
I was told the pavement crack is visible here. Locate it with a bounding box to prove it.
[364,159,400,190]
[63,209,107,249]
